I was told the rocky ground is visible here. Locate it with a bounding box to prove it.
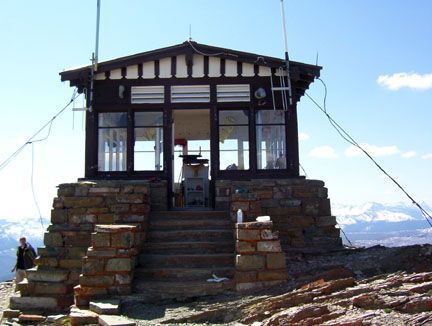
[119,244,432,325]
[1,244,432,325]
[0,281,15,320]
[123,271,432,325]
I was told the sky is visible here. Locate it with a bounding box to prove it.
[0,0,431,222]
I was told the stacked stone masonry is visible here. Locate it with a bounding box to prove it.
[235,221,288,291]
[11,181,151,313]
[215,179,342,252]
[75,224,140,307]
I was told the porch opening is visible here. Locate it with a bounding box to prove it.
[172,109,211,209]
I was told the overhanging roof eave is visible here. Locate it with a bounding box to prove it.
[59,41,322,83]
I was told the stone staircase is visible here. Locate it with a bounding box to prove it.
[132,210,235,300]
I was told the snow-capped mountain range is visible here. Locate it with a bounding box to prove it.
[333,202,431,225]
[333,202,432,247]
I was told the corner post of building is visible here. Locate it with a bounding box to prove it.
[286,101,300,177]
[85,85,97,179]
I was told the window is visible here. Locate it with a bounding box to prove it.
[219,110,249,170]
[256,110,286,170]
[134,112,164,171]
[98,113,127,171]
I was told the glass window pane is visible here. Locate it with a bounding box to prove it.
[219,110,248,125]
[219,126,249,170]
[98,128,127,171]
[134,127,164,171]
[256,110,285,124]
[188,140,210,152]
[135,112,163,127]
[256,125,286,169]
[99,112,128,127]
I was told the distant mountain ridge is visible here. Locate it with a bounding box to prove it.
[333,202,431,224]
[333,202,432,247]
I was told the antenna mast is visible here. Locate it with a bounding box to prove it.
[89,0,101,112]
[280,0,293,106]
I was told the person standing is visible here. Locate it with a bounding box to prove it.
[11,236,37,290]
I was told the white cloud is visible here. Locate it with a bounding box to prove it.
[421,153,432,160]
[299,132,310,141]
[401,151,417,158]
[345,143,400,157]
[377,72,432,91]
[309,145,338,159]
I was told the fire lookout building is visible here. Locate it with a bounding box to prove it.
[61,41,323,210]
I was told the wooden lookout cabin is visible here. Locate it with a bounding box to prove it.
[60,41,321,210]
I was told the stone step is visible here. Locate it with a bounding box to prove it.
[17,279,30,296]
[2,309,21,319]
[99,314,137,326]
[70,307,99,326]
[138,253,235,268]
[148,229,233,242]
[149,218,231,230]
[142,241,234,254]
[37,246,88,259]
[150,210,228,220]
[9,296,60,313]
[48,224,94,232]
[26,267,70,283]
[18,314,47,323]
[89,299,120,315]
[132,279,234,300]
[134,266,235,281]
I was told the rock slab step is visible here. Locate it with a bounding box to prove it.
[142,241,234,254]
[69,307,99,326]
[2,309,21,318]
[9,296,58,312]
[46,314,68,323]
[134,266,235,281]
[90,299,120,315]
[18,314,47,322]
[133,279,234,300]
[99,314,136,326]
[139,253,234,268]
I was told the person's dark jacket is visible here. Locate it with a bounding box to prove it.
[16,244,37,270]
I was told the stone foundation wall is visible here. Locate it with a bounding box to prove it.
[235,221,287,291]
[13,181,150,312]
[75,224,140,307]
[215,178,342,252]
[148,180,168,211]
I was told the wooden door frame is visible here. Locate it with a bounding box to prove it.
[167,107,214,210]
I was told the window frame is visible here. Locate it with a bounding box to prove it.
[255,109,288,171]
[133,111,165,172]
[216,107,251,176]
[91,104,293,179]
[97,111,128,173]
[95,108,167,178]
